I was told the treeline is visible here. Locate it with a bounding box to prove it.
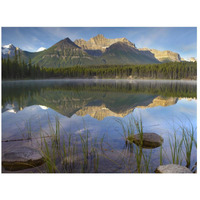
[44,62,197,80]
[2,51,197,80]
[2,50,44,79]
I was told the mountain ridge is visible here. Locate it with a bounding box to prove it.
[2,34,192,68]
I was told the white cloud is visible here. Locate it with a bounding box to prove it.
[180,42,196,52]
[135,28,170,48]
[36,47,46,52]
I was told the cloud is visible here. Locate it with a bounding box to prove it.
[180,43,196,52]
[134,28,170,48]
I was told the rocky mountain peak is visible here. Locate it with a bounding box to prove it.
[74,34,136,52]
[54,37,80,50]
[3,44,16,49]
[93,34,106,40]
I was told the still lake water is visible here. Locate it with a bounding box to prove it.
[2,79,197,173]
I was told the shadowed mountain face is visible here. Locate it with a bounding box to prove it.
[101,42,160,64]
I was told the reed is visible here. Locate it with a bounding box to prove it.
[38,116,196,173]
[142,149,152,173]
[181,122,195,168]
[40,136,58,173]
[168,130,184,165]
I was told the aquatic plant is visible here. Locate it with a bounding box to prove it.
[168,130,184,165]
[181,122,196,168]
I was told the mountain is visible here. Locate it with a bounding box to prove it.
[139,48,181,62]
[31,38,101,67]
[36,47,46,52]
[74,34,136,52]
[31,36,159,67]
[2,44,20,58]
[2,35,186,68]
[101,42,160,64]
[1,44,38,63]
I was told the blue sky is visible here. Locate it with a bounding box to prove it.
[2,27,197,59]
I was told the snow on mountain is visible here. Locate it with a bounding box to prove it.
[36,47,46,52]
[3,44,14,49]
[2,48,10,54]
[1,44,20,57]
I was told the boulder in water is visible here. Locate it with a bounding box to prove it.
[127,132,163,148]
[155,164,192,173]
[2,146,44,171]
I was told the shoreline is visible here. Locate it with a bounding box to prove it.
[2,77,197,83]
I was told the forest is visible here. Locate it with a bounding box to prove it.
[2,50,197,80]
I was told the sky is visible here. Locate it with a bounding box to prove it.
[2,27,197,59]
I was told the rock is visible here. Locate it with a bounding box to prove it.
[191,162,197,173]
[2,146,44,171]
[127,133,163,148]
[155,164,192,173]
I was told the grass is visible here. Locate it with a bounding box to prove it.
[38,117,101,173]
[115,117,135,140]
[118,115,197,173]
[159,121,196,170]
[79,130,89,172]
[117,115,154,173]
[181,122,196,168]
[142,149,152,173]
[168,131,184,165]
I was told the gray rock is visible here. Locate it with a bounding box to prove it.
[2,146,44,171]
[155,164,192,173]
[127,133,163,148]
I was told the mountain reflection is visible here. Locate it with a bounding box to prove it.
[2,79,196,119]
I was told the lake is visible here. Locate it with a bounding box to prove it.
[2,79,197,173]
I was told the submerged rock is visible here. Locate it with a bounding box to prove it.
[155,164,192,173]
[127,133,163,148]
[2,146,44,171]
